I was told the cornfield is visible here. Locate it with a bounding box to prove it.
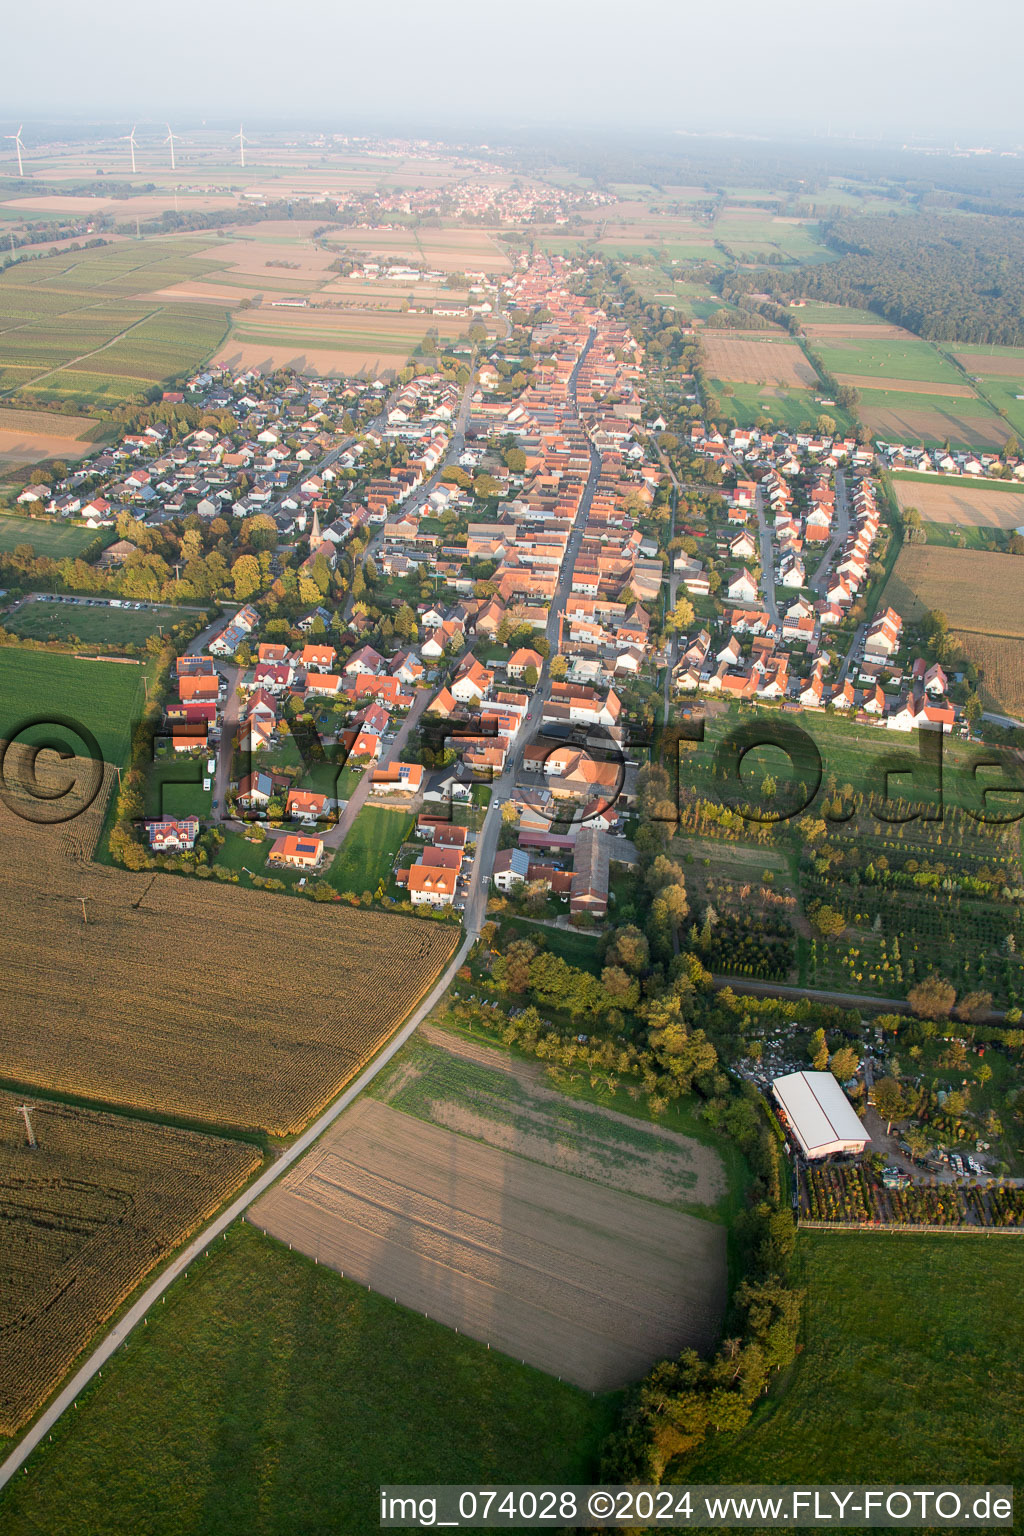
[0,1090,261,1434]
[0,756,460,1135]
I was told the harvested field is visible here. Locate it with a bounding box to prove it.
[836,375,975,398]
[802,323,914,341]
[198,241,339,279]
[955,351,1024,378]
[3,194,238,217]
[251,1097,726,1391]
[0,759,459,1135]
[0,1090,259,1434]
[893,478,1024,529]
[952,632,1024,719]
[212,341,402,377]
[0,406,97,464]
[702,333,817,387]
[883,546,1024,636]
[146,281,252,306]
[378,1029,727,1210]
[858,400,1009,449]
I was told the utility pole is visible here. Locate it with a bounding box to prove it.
[16,1105,37,1149]
[79,896,89,925]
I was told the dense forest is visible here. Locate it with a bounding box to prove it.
[746,213,1024,345]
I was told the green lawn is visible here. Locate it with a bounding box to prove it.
[500,915,602,974]
[682,1232,1024,1493]
[6,598,185,645]
[145,758,212,821]
[326,804,414,894]
[0,1222,616,1536]
[0,648,145,766]
[0,514,104,557]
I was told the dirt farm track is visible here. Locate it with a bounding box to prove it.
[251,1098,727,1392]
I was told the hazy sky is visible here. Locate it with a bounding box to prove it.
[6,0,1023,145]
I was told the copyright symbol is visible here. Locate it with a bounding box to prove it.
[588,1490,615,1519]
[0,717,105,825]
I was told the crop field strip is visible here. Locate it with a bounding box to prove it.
[951,632,1024,718]
[891,476,1024,529]
[0,239,234,406]
[883,545,1024,636]
[371,1032,727,1211]
[251,1097,727,1392]
[0,1090,260,1435]
[701,333,819,388]
[0,756,459,1135]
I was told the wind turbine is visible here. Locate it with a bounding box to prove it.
[234,123,249,169]
[6,125,24,178]
[125,124,138,174]
[164,123,177,171]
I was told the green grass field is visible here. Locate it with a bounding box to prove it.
[326,804,414,894]
[0,1222,615,1536]
[0,649,145,765]
[812,335,964,386]
[890,470,1024,493]
[857,388,1009,449]
[6,598,182,645]
[680,704,993,817]
[0,515,103,556]
[145,757,212,821]
[682,1232,1024,1494]
[973,376,1024,438]
[711,381,854,434]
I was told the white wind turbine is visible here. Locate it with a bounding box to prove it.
[234,123,249,169]
[125,124,138,174]
[6,125,25,177]
[164,124,177,171]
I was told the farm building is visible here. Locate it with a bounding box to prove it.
[772,1071,870,1160]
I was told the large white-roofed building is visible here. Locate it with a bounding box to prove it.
[771,1070,870,1159]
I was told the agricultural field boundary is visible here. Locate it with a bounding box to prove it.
[0,307,167,400]
[798,1220,1024,1237]
[0,924,475,1494]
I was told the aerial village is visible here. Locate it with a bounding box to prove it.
[15,252,980,918]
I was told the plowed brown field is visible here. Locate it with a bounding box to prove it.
[893,479,1024,529]
[955,352,1024,378]
[251,1098,726,1391]
[703,333,817,387]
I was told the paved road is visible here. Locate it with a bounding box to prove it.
[755,484,780,629]
[0,915,478,1496]
[321,689,429,852]
[809,468,850,596]
[837,621,866,684]
[468,325,599,921]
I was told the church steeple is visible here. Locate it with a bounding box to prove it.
[309,505,322,547]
